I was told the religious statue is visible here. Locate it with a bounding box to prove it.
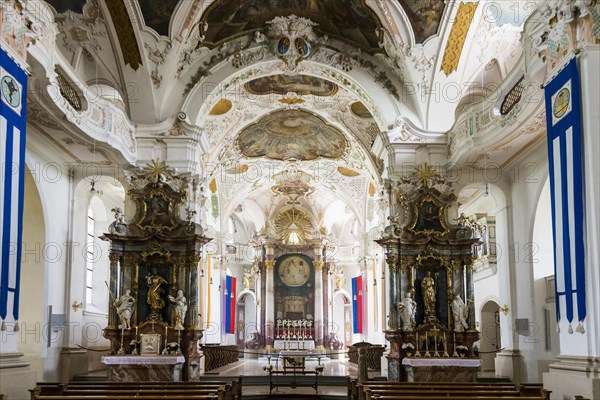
[451,293,469,332]
[168,289,188,330]
[145,269,168,321]
[397,292,417,331]
[114,289,135,329]
[243,267,255,290]
[334,268,345,290]
[421,271,437,323]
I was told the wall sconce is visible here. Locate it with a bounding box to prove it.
[499,304,509,315]
[218,285,222,292]
[72,301,83,313]
[201,269,205,278]
[209,277,213,284]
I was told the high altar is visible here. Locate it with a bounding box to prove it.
[248,209,333,351]
[101,161,210,381]
[377,164,481,382]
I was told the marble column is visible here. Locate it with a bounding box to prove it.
[386,253,399,329]
[264,259,275,348]
[108,253,120,328]
[465,261,476,331]
[314,260,325,348]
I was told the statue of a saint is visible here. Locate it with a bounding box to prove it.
[334,269,345,290]
[114,289,135,329]
[243,268,255,290]
[145,269,168,320]
[397,292,417,331]
[168,289,188,330]
[452,294,469,332]
[421,271,437,323]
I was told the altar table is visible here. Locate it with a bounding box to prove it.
[101,355,185,381]
[401,358,481,382]
[273,340,315,350]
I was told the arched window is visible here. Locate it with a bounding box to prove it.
[85,205,95,305]
[84,196,110,314]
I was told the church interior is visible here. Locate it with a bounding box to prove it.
[0,1,599,399]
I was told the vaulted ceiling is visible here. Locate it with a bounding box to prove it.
[38,0,542,249]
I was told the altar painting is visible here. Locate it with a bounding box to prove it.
[275,254,315,321]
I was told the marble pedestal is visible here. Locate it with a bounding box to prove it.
[402,358,481,382]
[101,355,185,382]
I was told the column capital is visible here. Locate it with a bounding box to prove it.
[314,261,324,271]
[264,260,275,270]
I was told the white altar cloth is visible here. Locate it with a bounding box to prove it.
[401,358,481,367]
[273,340,315,350]
[101,355,185,365]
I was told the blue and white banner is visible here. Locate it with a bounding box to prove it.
[0,48,28,330]
[544,57,586,333]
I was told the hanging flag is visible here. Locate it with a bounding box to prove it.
[0,49,27,331]
[352,276,363,333]
[224,275,236,334]
[544,56,586,333]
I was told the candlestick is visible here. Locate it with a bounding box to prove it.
[452,332,458,357]
[425,332,430,357]
[415,332,421,357]
[443,333,449,357]
[433,333,439,357]
[117,326,125,354]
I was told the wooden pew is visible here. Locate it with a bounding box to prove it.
[31,378,241,400]
[67,377,242,399]
[349,379,550,400]
[35,396,221,400]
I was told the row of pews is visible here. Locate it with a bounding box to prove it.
[29,377,242,400]
[201,344,240,372]
[348,378,551,400]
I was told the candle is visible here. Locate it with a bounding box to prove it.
[165,325,168,337]
[135,326,138,338]
[425,332,428,352]
[416,332,418,349]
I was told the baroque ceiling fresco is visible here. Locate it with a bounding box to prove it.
[236,109,348,161]
[138,0,179,36]
[199,0,383,52]
[396,0,447,43]
[244,75,338,97]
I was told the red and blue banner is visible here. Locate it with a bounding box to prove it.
[544,57,586,332]
[1,48,27,331]
[352,276,363,333]
[224,275,236,334]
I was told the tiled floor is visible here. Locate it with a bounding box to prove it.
[209,357,358,377]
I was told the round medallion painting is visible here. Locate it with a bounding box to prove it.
[278,256,310,287]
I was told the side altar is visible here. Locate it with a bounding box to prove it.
[101,160,210,381]
[377,164,481,382]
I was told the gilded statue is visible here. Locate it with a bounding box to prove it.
[243,267,255,290]
[421,271,437,323]
[168,289,188,330]
[145,269,168,320]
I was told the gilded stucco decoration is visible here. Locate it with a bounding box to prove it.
[105,0,143,70]
[235,109,348,161]
[274,208,314,246]
[440,2,478,76]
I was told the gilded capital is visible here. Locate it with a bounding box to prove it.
[314,260,324,271]
[264,260,275,270]
[386,255,399,272]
